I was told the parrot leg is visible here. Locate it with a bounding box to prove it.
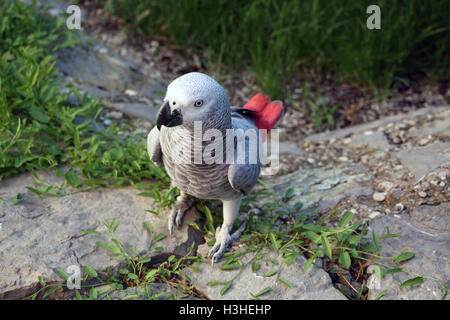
[208,197,244,263]
[168,191,193,235]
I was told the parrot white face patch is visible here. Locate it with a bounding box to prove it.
[165,74,227,116]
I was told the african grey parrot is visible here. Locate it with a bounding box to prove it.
[147,72,283,262]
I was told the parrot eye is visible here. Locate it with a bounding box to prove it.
[194,100,203,107]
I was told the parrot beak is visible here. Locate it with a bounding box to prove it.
[156,100,183,130]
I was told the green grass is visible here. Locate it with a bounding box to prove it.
[0,0,166,187]
[100,0,449,98]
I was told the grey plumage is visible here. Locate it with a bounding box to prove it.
[147,72,262,262]
[146,126,162,166]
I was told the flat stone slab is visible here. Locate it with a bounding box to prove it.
[0,170,203,294]
[106,102,160,122]
[56,43,145,93]
[395,142,450,183]
[368,203,450,300]
[185,247,346,300]
[305,106,449,143]
[259,162,372,213]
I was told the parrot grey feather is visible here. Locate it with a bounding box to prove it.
[146,72,271,263]
[228,163,260,194]
[160,125,238,200]
[227,108,262,194]
[147,126,163,166]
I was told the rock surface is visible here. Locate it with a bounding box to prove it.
[256,105,449,299]
[185,247,347,300]
[369,203,450,300]
[56,41,165,122]
[106,283,200,300]
[56,44,145,93]
[395,142,450,184]
[258,162,372,214]
[0,170,203,295]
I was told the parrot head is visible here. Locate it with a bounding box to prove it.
[156,72,231,131]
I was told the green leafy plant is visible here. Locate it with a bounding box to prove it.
[0,0,166,191]
[26,219,203,300]
[201,184,449,300]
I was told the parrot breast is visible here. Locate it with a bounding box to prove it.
[160,126,239,201]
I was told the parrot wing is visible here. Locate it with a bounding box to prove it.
[228,163,260,195]
[147,126,163,166]
[227,111,262,195]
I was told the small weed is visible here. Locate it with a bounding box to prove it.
[203,185,449,300]
[27,219,203,300]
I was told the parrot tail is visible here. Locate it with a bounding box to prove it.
[243,93,283,132]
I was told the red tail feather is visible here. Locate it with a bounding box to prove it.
[242,93,270,113]
[243,94,283,132]
[255,100,283,131]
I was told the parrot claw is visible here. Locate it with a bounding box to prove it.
[168,194,193,235]
[208,220,247,264]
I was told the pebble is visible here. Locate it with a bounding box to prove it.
[342,138,352,145]
[418,191,427,198]
[421,182,430,190]
[249,208,264,216]
[394,203,405,212]
[307,158,315,164]
[109,111,123,119]
[142,121,152,130]
[391,188,403,199]
[392,137,401,144]
[438,171,447,181]
[48,8,60,17]
[360,155,369,164]
[98,47,108,54]
[103,119,111,126]
[417,138,430,146]
[368,211,381,219]
[261,166,279,176]
[338,156,349,162]
[125,89,137,96]
[435,183,445,192]
[377,181,394,192]
[373,192,386,202]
